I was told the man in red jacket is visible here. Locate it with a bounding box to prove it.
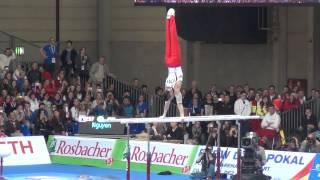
[161,8,184,118]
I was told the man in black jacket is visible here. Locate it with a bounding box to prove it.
[60,40,77,79]
[27,62,41,84]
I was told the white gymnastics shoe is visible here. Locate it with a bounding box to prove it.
[167,8,175,19]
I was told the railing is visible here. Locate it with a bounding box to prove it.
[280,99,320,138]
[104,75,178,117]
[0,30,41,68]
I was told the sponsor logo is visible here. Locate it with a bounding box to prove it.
[55,140,112,158]
[0,140,34,155]
[130,146,188,166]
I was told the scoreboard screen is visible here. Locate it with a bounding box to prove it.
[134,0,319,5]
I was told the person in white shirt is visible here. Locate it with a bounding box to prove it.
[234,91,251,116]
[0,48,16,71]
[261,105,281,132]
[234,91,252,136]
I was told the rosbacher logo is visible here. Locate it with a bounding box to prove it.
[55,140,113,158]
[129,146,189,166]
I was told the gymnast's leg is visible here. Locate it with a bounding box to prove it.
[174,81,184,117]
[160,89,174,118]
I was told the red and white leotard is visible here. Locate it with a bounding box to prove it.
[165,9,183,89]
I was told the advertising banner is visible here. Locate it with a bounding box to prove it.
[48,136,319,179]
[0,136,51,166]
[190,146,316,180]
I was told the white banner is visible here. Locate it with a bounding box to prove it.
[190,146,316,180]
[49,136,115,160]
[0,136,51,166]
[126,140,196,168]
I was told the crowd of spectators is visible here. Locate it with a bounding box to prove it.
[0,38,320,153]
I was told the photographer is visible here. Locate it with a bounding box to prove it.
[299,133,320,153]
[195,145,216,180]
[226,125,238,147]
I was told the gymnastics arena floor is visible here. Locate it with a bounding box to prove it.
[4,164,191,180]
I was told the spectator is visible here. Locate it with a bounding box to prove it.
[260,105,281,132]
[164,122,184,142]
[201,93,214,116]
[60,40,78,79]
[0,126,7,138]
[299,108,318,139]
[132,78,140,89]
[136,95,148,118]
[206,122,218,146]
[234,91,251,136]
[186,80,202,104]
[258,105,281,149]
[150,122,166,141]
[190,121,203,145]
[27,62,42,84]
[189,96,201,116]
[297,90,306,105]
[299,133,320,153]
[308,89,317,101]
[283,93,299,111]
[40,37,59,76]
[76,47,90,88]
[105,92,119,116]
[4,112,19,136]
[226,124,238,147]
[34,109,52,140]
[219,95,234,115]
[89,56,112,84]
[268,85,277,101]
[70,99,80,121]
[0,48,16,72]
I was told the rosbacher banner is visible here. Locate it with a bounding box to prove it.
[0,136,51,166]
[47,136,198,174]
[48,136,320,179]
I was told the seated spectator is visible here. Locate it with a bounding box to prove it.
[281,137,299,152]
[164,122,184,142]
[135,94,148,118]
[105,92,120,117]
[27,93,39,112]
[3,95,15,115]
[34,109,52,141]
[299,133,320,153]
[0,126,7,137]
[92,99,106,117]
[206,122,220,146]
[150,123,166,141]
[188,96,201,116]
[201,93,214,116]
[299,108,318,139]
[11,126,23,137]
[70,99,80,121]
[258,105,281,149]
[186,80,203,103]
[4,112,19,136]
[226,125,238,147]
[120,97,134,118]
[190,121,203,145]
[260,105,281,134]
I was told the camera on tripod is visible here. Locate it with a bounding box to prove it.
[241,133,259,174]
